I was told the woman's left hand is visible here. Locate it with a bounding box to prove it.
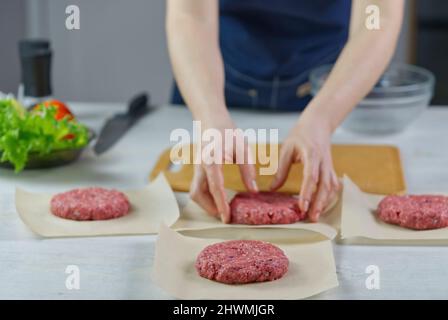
[270,112,340,222]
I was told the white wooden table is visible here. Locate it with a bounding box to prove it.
[1,103,448,299]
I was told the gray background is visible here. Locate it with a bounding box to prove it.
[1,0,413,105]
[0,0,26,96]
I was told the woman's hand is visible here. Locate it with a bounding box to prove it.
[190,114,258,223]
[270,112,340,222]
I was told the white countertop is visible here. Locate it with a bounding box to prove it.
[1,103,448,299]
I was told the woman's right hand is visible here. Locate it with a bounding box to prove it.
[190,114,258,223]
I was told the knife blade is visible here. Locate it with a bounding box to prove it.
[94,93,151,155]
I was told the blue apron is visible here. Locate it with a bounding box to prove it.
[172,0,351,111]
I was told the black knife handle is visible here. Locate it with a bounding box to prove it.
[128,93,149,118]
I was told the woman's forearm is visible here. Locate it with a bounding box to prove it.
[166,0,230,124]
[302,0,405,132]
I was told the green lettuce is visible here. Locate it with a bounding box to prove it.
[0,99,89,172]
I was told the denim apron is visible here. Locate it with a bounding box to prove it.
[172,0,351,111]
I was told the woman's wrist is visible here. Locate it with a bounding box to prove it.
[197,108,234,131]
[300,87,354,134]
[296,105,334,136]
[191,102,231,127]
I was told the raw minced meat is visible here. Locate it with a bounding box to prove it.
[229,192,304,225]
[377,195,448,230]
[50,187,131,221]
[195,240,289,284]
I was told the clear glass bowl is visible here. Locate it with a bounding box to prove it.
[310,63,435,134]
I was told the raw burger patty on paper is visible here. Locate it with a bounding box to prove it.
[50,188,131,221]
[377,195,448,230]
[195,240,289,284]
[229,192,305,225]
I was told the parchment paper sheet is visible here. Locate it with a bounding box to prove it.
[15,174,179,238]
[340,176,448,245]
[173,191,341,240]
[152,225,338,300]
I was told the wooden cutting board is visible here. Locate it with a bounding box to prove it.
[150,144,406,195]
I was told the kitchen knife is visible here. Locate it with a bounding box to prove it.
[94,93,151,155]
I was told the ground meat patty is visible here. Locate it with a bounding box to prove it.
[229,192,305,225]
[50,188,131,221]
[195,240,289,284]
[377,195,448,230]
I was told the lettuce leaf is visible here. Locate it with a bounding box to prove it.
[0,99,89,172]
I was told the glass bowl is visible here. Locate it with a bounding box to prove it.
[310,63,435,134]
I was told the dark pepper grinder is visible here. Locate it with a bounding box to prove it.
[18,39,53,108]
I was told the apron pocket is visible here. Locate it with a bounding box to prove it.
[224,82,259,109]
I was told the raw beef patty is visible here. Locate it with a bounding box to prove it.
[50,188,131,221]
[195,240,289,284]
[377,195,448,230]
[229,192,304,225]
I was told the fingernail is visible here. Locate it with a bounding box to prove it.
[303,200,309,212]
[252,180,259,192]
[270,176,279,188]
[222,214,230,224]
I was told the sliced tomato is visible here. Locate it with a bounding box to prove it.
[35,100,75,121]
[63,133,76,140]
[33,100,77,140]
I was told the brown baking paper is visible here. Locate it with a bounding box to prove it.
[15,174,179,238]
[152,224,338,300]
[172,191,341,240]
[340,176,448,244]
